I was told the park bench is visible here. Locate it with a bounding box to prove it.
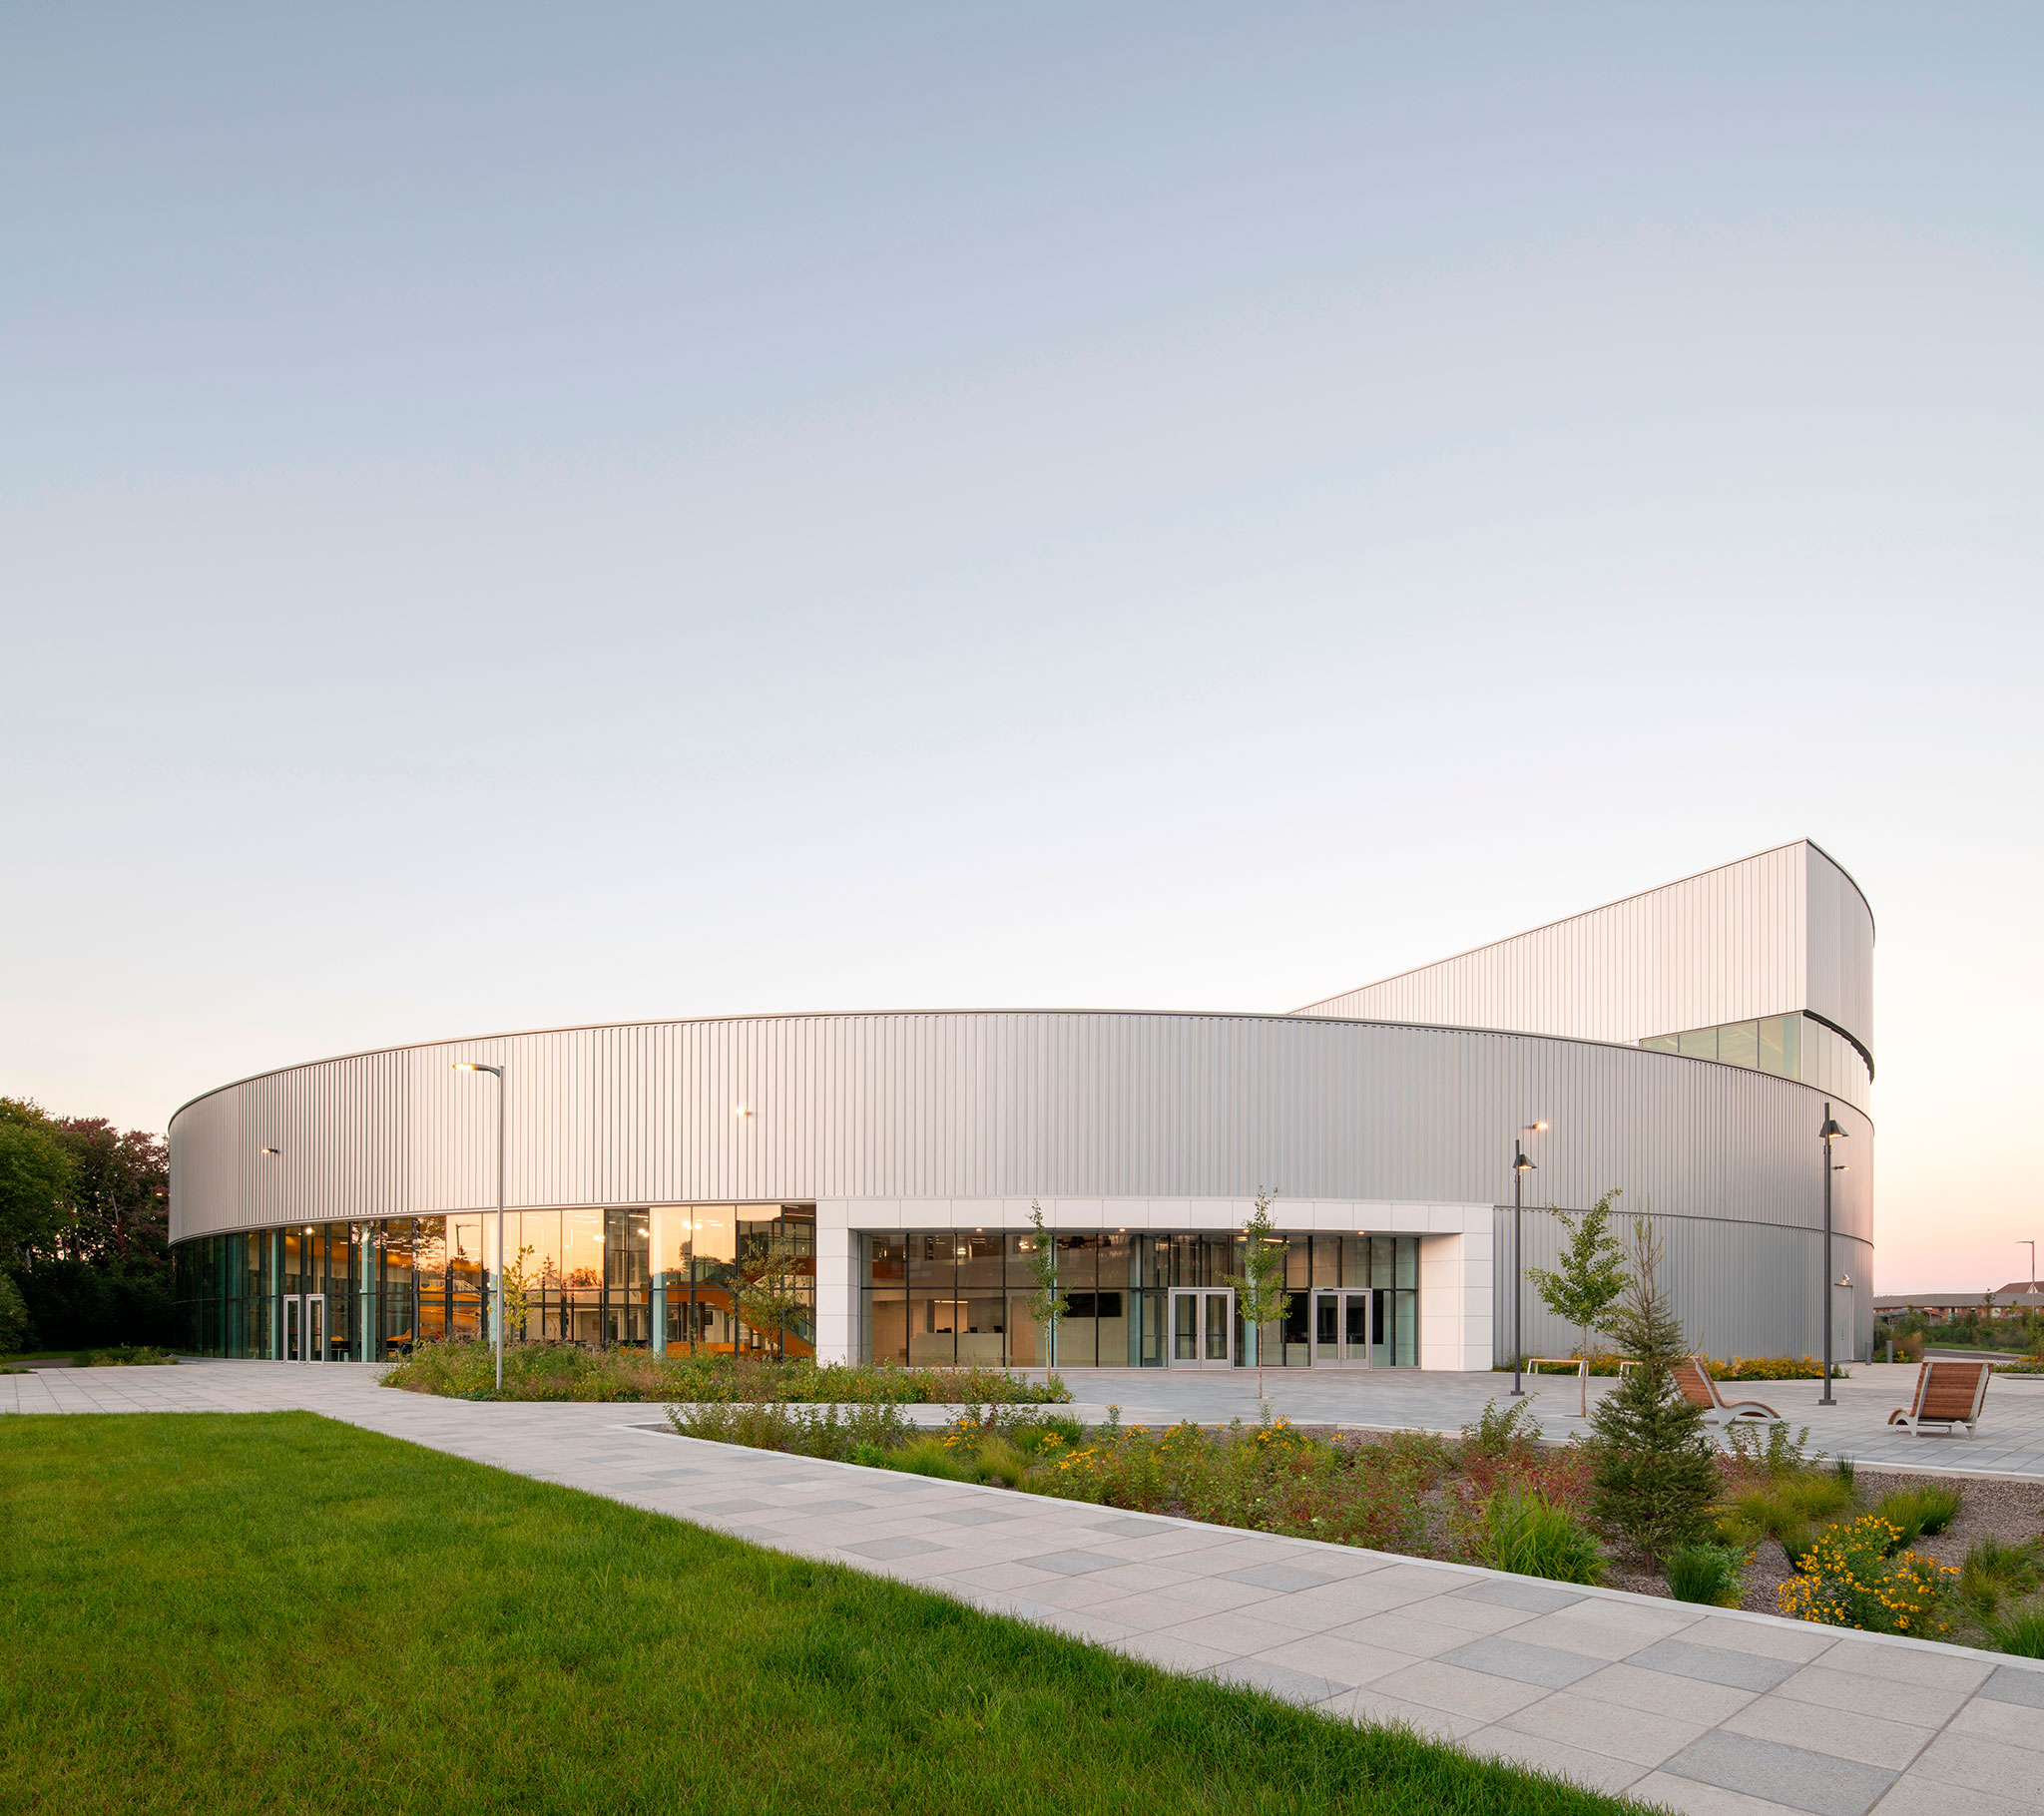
[1887,1357,1993,1437]
[1674,1355,1782,1425]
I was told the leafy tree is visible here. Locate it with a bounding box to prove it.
[1525,1189,1627,1415]
[0,1271,32,1352]
[737,1249,809,1359]
[1586,1217,1720,1564]
[1022,1202,1069,1368]
[500,1243,538,1342]
[1223,1191,1292,1404]
[0,1099,73,1271]
[49,1118,169,1267]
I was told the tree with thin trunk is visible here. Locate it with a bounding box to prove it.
[1525,1189,1627,1416]
[738,1248,809,1359]
[1223,1191,1291,1406]
[1022,1202,1068,1371]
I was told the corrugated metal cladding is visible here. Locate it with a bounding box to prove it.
[170,1010,1870,1249]
[1496,1208,1874,1369]
[1290,841,1874,1064]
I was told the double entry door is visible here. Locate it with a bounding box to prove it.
[284,1294,325,1363]
[1310,1288,1373,1367]
[1169,1287,1235,1369]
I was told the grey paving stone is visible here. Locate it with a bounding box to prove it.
[781,1499,872,1516]
[1629,1636,1804,1692]
[1088,1516,1177,1538]
[1017,1550,1129,1576]
[692,1498,773,1515]
[839,1536,946,1561]
[1660,1729,1897,1816]
[926,1506,1023,1526]
[1439,1635,1610,1689]
[1447,1579,1587,1614]
[1980,1664,2044,1710]
[1220,1563,1347,1592]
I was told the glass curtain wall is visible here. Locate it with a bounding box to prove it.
[857,1229,1420,1369]
[176,1205,812,1359]
[652,1205,816,1360]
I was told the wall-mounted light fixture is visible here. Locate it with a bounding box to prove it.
[259,1145,280,1155]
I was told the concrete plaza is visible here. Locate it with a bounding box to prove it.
[8,1359,2044,1815]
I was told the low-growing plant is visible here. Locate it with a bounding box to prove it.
[1778,1514,1958,1636]
[1983,1608,2044,1658]
[1477,1489,1606,1585]
[667,1399,913,1460]
[1721,1420,1820,1479]
[1666,1542,1748,1607]
[385,1339,1072,1405]
[1872,1482,1962,1549]
[1959,1536,2043,1617]
[1462,1396,1543,1458]
[75,1345,178,1367]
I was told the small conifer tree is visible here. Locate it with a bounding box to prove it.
[1526,1189,1627,1415]
[1587,1217,1719,1563]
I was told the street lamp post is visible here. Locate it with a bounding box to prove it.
[2023,1241,2037,1298]
[454,1061,507,1392]
[1819,1104,1845,1408]
[1509,1135,1539,1397]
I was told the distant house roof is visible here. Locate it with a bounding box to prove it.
[1874,1291,2044,1311]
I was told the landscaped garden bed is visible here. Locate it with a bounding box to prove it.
[381,1337,1072,1405]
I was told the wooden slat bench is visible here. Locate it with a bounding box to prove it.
[1887,1358,1993,1437]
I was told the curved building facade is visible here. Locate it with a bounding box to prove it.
[170,840,1874,1372]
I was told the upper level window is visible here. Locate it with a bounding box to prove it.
[1640,1012,1862,1108]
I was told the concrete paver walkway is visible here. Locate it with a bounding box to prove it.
[8,1360,2044,1815]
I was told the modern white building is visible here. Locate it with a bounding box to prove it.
[170,840,1874,1371]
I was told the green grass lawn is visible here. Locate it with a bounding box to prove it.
[0,1415,1648,1816]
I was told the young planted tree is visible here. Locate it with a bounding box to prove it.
[1223,1191,1292,1406]
[1022,1202,1069,1370]
[1525,1189,1628,1416]
[737,1249,809,1359]
[1586,1217,1720,1564]
[500,1243,537,1343]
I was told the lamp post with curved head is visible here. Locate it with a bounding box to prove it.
[1509,1133,1541,1397]
[1819,1105,1846,1407]
[454,1061,506,1391]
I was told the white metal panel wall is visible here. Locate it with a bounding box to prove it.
[170,1011,1870,1255]
[1293,841,1871,1057]
[1804,844,1876,1059]
[1495,1209,1874,1365]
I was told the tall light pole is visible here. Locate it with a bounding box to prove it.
[1818,1105,1845,1408]
[454,1061,506,1392]
[2023,1241,2037,1297]
[1508,1126,1543,1397]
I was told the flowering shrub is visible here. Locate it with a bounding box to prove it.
[1777,1514,1958,1635]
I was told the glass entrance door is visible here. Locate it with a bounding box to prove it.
[1168,1288,1234,1369]
[1310,1289,1372,1367]
[284,1295,325,1363]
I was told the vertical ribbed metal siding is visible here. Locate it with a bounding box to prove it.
[1494,1207,1875,1365]
[170,1011,1869,1249]
[1292,842,1872,1070]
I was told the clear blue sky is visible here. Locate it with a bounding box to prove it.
[5,6,2039,1290]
